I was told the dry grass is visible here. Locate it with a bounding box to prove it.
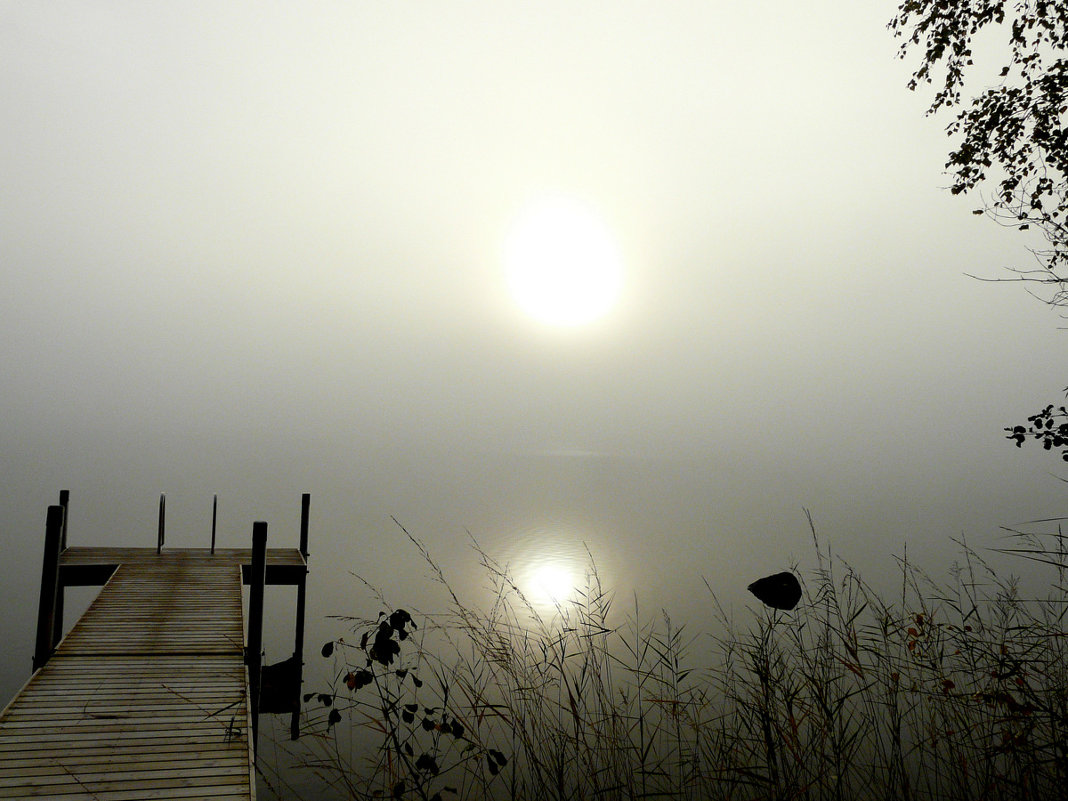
[270,514,1068,801]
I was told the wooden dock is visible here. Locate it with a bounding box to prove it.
[0,495,310,801]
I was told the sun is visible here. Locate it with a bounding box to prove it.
[504,196,623,326]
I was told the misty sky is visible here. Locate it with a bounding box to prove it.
[3,0,1068,715]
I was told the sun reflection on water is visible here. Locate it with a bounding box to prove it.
[526,560,579,607]
[498,521,601,614]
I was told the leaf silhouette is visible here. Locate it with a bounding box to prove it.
[747,571,803,610]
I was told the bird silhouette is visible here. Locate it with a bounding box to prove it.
[747,571,802,611]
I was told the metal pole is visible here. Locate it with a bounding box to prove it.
[157,493,165,554]
[248,521,268,757]
[211,494,218,554]
[291,493,311,739]
[33,506,64,671]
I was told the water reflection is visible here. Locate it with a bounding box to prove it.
[527,560,579,606]
[496,520,601,613]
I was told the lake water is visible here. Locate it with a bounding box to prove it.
[3,439,1066,801]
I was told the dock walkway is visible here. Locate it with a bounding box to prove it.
[0,507,309,801]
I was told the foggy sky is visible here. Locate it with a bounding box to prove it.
[3,0,1068,712]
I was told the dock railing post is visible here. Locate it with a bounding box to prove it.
[291,492,311,740]
[58,490,69,551]
[33,506,64,671]
[52,490,70,647]
[157,493,165,554]
[299,493,310,560]
[248,520,267,757]
[211,494,218,554]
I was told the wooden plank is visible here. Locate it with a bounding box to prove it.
[0,790,253,800]
[59,547,306,567]
[0,551,257,800]
[0,763,251,784]
[0,762,247,783]
[51,562,244,660]
[0,752,245,771]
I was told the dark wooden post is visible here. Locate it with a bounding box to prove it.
[247,520,267,757]
[33,506,64,671]
[157,493,165,554]
[52,490,70,647]
[299,493,310,560]
[58,490,69,550]
[210,494,218,554]
[291,493,311,740]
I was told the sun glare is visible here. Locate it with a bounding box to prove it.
[504,196,622,326]
[528,561,578,605]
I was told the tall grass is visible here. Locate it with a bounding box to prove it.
[277,515,1068,801]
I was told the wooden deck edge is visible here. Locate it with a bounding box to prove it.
[242,561,258,801]
[23,563,125,686]
[56,548,308,587]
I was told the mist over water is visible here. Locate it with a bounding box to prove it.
[4,2,1068,796]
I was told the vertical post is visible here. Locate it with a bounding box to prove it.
[58,490,70,550]
[157,493,165,554]
[33,506,64,671]
[291,492,311,740]
[247,521,268,757]
[299,493,310,560]
[211,494,218,554]
[53,490,70,647]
